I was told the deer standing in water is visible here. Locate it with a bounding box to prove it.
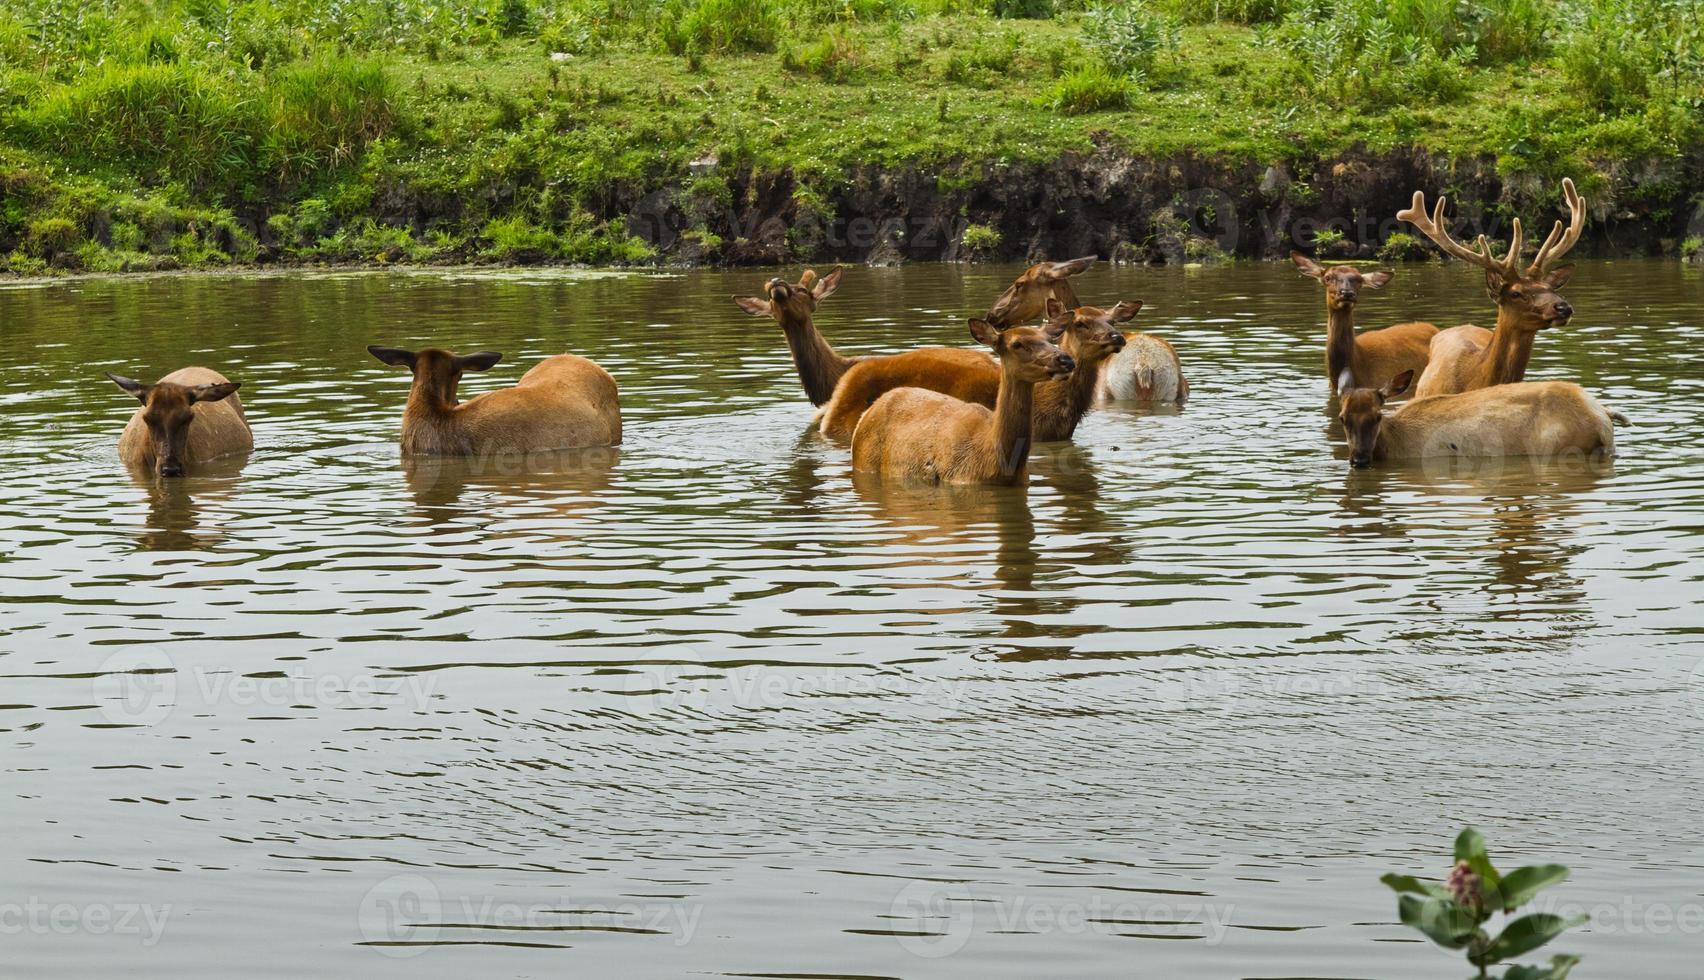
[367,346,620,455]
[851,320,1075,486]
[821,297,1136,441]
[1291,252,1436,396]
[1398,177,1586,398]
[109,368,252,477]
[1337,369,1626,468]
[737,261,1096,435]
[981,255,1187,404]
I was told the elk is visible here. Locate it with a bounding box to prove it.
[367,346,620,455]
[850,319,1075,486]
[1398,177,1586,398]
[820,298,1136,441]
[109,367,252,477]
[733,268,856,406]
[983,256,1097,327]
[1291,251,1436,396]
[1337,369,1626,468]
[1096,330,1188,404]
[980,256,1189,404]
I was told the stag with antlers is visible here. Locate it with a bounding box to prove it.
[1397,178,1586,399]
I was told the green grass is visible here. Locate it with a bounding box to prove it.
[0,0,1698,274]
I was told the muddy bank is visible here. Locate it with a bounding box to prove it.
[10,145,1702,279]
[623,143,1704,266]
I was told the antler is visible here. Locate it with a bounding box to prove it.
[1396,190,1523,281]
[1526,177,1585,276]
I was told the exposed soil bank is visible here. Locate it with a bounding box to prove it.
[622,144,1704,267]
[11,146,1704,278]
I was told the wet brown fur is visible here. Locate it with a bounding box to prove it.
[820,299,1136,441]
[368,346,621,455]
[1339,370,1621,467]
[113,366,252,475]
[1414,267,1576,397]
[850,320,1075,486]
[1291,252,1436,396]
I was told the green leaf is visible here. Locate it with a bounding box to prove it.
[1501,953,1581,980]
[1455,826,1503,889]
[1493,864,1570,911]
[1397,894,1479,950]
[1483,913,1586,964]
[1380,873,1451,900]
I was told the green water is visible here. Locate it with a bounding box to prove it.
[2,260,1701,977]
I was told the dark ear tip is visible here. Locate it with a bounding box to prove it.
[228,381,242,390]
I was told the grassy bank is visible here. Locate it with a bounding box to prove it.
[1,0,1701,274]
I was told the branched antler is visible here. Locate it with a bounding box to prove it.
[1398,178,1586,282]
[1396,191,1522,280]
[1526,177,1585,277]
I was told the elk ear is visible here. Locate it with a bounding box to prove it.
[187,382,240,404]
[812,267,842,301]
[1336,368,1357,394]
[1363,270,1394,289]
[456,351,503,372]
[1484,268,1508,303]
[1042,318,1069,342]
[107,373,150,402]
[732,295,772,317]
[1543,263,1575,290]
[1290,251,1325,280]
[968,318,1002,348]
[1044,256,1095,279]
[1383,370,1414,398]
[1044,297,1067,320]
[368,345,417,368]
[1109,300,1142,322]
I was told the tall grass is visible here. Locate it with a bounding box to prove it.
[13,62,259,186]
[8,54,401,190]
[262,55,402,180]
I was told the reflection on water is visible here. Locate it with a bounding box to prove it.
[402,446,621,520]
[126,453,250,551]
[1,261,1701,979]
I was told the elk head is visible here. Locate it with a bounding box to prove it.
[1043,296,1138,364]
[1398,178,1584,332]
[1337,369,1413,468]
[368,346,503,405]
[984,256,1096,328]
[107,373,241,477]
[732,268,842,325]
[1291,252,1392,310]
[968,317,1076,383]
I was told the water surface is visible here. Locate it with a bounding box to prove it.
[2,260,1701,977]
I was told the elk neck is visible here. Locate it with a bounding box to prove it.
[780,311,856,406]
[1324,302,1359,388]
[1477,303,1539,388]
[982,367,1037,485]
[1034,331,1104,438]
[405,372,462,418]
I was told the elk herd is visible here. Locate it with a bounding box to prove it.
[106,178,1625,488]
